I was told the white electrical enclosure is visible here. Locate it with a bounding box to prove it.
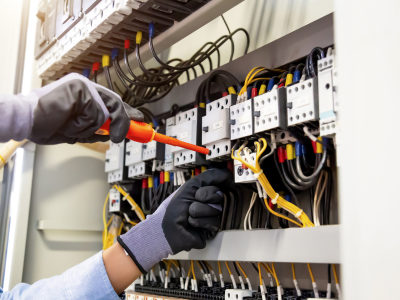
[105,141,125,183]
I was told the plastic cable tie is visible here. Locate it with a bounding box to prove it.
[122,193,130,200]
[295,209,303,218]
[254,169,263,178]
[271,194,279,204]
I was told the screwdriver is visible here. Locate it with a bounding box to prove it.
[96,119,210,155]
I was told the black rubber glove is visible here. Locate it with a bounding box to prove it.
[28,73,144,145]
[118,168,232,273]
[162,168,232,253]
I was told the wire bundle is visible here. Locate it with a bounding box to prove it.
[102,18,249,108]
[232,138,314,227]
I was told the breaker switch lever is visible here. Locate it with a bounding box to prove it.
[202,126,209,132]
[254,111,261,117]
[287,102,293,109]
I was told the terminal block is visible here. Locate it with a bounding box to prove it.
[225,289,256,300]
[109,188,120,212]
[105,141,127,183]
[253,88,287,133]
[202,95,236,161]
[286,77,319,127]
[171,107,207,168]
[233,150,257,183]
[125,141,151,179]
[230,100,254,140]
[318,55,337,136]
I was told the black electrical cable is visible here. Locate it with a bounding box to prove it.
[104,66,114,91]
[280,159,309,191]
[328,264,332,284]
[233,262,241,277]
[94,70,98,83]
[221,14,234,62]
[323,167,333,225]
[251,263,259,273]
[141,187,151,215]
[177,260,182,278]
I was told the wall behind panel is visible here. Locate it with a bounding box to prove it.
[22,144,108,284]
[0,0,24,94]
[147,0,334,84]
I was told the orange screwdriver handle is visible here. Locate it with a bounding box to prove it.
[96,120,210,155]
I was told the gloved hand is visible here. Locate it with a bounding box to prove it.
[28,73,144,144]
[117,169,232,273]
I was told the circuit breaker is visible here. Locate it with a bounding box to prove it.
[142,128,165,161]
[125,141,151,179]
[55,0,83,40]
[109,188,120,212]
[164,116,178,172]
[35,0,57,59]
[105,140,126,183]
[233,150,257,183]
[318,55,337,136]
[171,107,207,168]
[253,88,287,133]
[202,95,236,160]
[286,78,319,127]
[230,100,254,140]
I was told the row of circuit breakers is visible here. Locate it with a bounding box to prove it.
[35,0,212,80]
[105,54,337,184]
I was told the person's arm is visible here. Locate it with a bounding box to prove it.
[0,73,144,145]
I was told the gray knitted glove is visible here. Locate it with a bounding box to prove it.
[117,169,232,274]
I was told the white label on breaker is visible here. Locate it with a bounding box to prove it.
[111,155,117,162]
[297,96,311,107]
[147,141,156,149]
[238,114,251,124]
[263,106,276,116]
[132,147,139,154]
[213,120,223,130]
[180,131,189,140]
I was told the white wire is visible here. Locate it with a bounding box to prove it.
[314,171,328,226]
[244,192,257,231]
[303,126,318,142]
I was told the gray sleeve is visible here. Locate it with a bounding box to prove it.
[0,93,38,142]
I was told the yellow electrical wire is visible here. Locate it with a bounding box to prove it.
[187,264,192,278]
[261,263,279,287]
[102,192,110,250]
[271,263,280,287]
[170,260,179,269]
[166,261,171,276]
[191,261,196,280]
[218,261,222,274]
[257,263,263,286]
[240,67,267,95]
[332,264,339,284]
[225,261,232,275]
[291,263,296,280]
[113,185,145,221]
[117,223,124,236]
[236,262,248,278]
[196,261,203,271]
[231,138,314,227]
[307,263,315,282]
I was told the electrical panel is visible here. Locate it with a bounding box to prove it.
[230,100,254,140]
[105,140,126,183]
[253,88,287,133]
[202,95,236,161]
[171,107,207,168]
[318,55,337,136]
[286,77,319,127]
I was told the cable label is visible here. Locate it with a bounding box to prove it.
[184,276,190,290]
[260,285,267,300]
[312,282,319,298]
[293,279,301,296]
[262,280,267,295]
[213,120,223,130]
[277,285,282,300]
[181,267,186,278]
[230,274,237,289]
[140,275,144,286]
[267,273,274,287]
[246,277,252,290]
[239,275,245,289]
[180,277,184,289]
[336,283,342,300]
[164,276,168,289]
[159,271,164,283]
[220,274,225,288]
[297,96,311,108]
[326,283,331,299]
[211,270,218,282]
